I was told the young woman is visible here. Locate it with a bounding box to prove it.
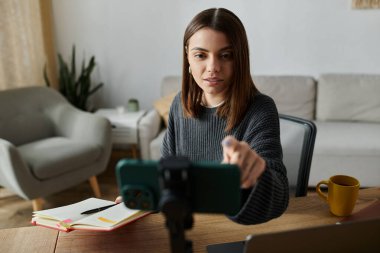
[161,8,289,225]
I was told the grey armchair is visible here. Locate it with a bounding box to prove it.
[0,86,112,210]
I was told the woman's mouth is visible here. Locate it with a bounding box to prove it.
[204,78,223,85]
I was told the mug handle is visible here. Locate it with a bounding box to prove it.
[316,180,329,203]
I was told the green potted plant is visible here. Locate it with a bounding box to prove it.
[44,45,104,111]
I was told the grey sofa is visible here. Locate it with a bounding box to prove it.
[0,86,112,210]
[138,74,380,188]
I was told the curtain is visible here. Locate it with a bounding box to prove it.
[0,0,57,90]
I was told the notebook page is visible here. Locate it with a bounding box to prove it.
[72,203,141,228]
[33,198,115,222]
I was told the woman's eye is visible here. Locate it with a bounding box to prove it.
[194,53,205,59]
[220,52,232,60]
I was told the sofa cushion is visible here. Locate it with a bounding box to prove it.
[253,75,316,120]
[312,121,380,156]
[316,74,380,122]
[308,121,380,187]
[18,137,101,180]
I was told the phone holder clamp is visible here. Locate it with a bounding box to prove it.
[158,156,194,253]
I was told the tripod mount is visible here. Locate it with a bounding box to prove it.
[158,156,194,253]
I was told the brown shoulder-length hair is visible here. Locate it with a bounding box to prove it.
[182,8,258,132]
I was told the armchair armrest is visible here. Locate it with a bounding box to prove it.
[0,138,36,199]
[48,104,111,144]
[47,103,112,166]
[138,109,163,159]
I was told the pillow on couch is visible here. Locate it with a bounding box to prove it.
[253,75,316,120]
[154,92,177,127]
[316,74,380,123]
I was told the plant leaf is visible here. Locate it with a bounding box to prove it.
[52,46,104,111]
[71,45,76,86]
[58,54,67,95]
[43,64,51,87]
[88,83,104,96]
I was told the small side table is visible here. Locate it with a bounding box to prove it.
[95,109,146,158]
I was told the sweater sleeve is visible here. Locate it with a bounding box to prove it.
[228,95,289,225]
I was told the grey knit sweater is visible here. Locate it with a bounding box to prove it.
[161,92,289,225]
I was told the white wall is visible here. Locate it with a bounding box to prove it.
[52,0,380,110]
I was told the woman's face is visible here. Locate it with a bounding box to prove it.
[187,28,233,105]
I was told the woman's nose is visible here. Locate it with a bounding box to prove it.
[207,56,221,73]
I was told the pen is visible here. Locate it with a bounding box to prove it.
[81,203,119,215]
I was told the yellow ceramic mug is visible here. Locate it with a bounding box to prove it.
[316,175,360,216]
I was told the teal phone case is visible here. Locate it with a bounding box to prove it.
[116,159,241,215]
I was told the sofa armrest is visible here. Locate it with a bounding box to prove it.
[138,109,163,160]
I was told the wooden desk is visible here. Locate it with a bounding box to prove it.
[1,188,379,253]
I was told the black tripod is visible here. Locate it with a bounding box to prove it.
[158,157,194,253]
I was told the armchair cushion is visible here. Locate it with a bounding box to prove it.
[18,137,101,180]
[153,92,176,127]
[1,110,55,146]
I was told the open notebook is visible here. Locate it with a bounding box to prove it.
[32,198,150,232]
[207,218,380,253]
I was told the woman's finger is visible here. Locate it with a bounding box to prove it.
[222,135,238,163]
[115,196,123,203]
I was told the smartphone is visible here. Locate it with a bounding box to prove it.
[116,158,241,215]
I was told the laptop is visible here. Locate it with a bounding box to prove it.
[207,218,380,253]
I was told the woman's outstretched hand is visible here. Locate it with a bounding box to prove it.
[222,135,266,188]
